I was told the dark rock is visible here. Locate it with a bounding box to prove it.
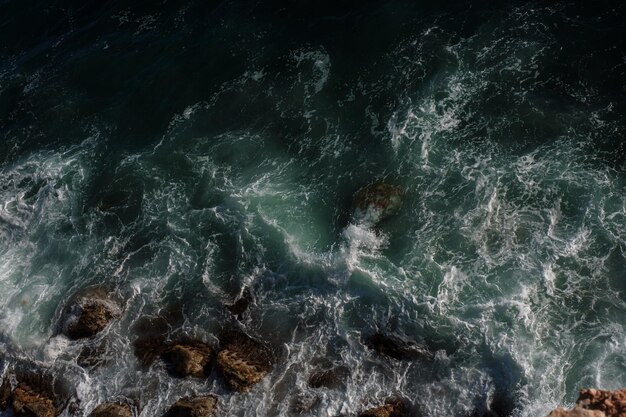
[352,182,404,227]
[61,288,121,340]
[11,383,56,417]
[77,343,110,369]
[91,402,133,417]
[307,366,349,389]
[133,336,166,367]
[164,396,217,417]
[290,392,319,414]
[227,289,252,319]
[359,398,409,417]
[363,333,432,361]
[216,330,273,392]
[0,375,10,409]
[161,341,213,378]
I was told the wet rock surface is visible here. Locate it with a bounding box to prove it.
[352,182,404,226]
[61,287,122,340]
[161,341,213,378]
[11,383,56,417]
[216,329,273,392]
[358,398,409,417]
[164,396,217,417]
[307,366,349,389]
[91,402,133,417]
[134,337,213,378]
[363,332,432,361]
[547,389,626,417]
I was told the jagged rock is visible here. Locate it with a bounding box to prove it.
[216,330,273,392]
[359,398,409,417]
[578,389,626,417]
[363,332,432,361]
[164,396,217,417]
[546,407,605,417]
[352,182,404,227]
[547,389,626,417]
[91,402,133,417]
[11,383,56,417]
[133,337,213,378]
[61,288,122,340]
[161,342,213,378]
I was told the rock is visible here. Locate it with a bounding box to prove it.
[227,289,252,319]
[307,366,349,389]
[77,342,110,369]
[11,383,56,417]
[290,392,319,414]
[363,332,432,361]
[61,288,121,340]
[578,389,626,417]
[352,182,403,227]
[160,341,213,378]
[91,402,133,417]
[0,376,10,410]
[359,398,409,417]
[545,388,626,417]
[133,336,166,367]
[164,396,217,417]
[546,407,605,417]
[216,330,273,392]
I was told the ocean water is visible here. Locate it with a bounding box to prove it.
[1,1,626,416]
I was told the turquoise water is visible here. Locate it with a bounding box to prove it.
[1,1,626,416]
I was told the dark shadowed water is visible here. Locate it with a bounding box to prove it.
[1,1,626,416]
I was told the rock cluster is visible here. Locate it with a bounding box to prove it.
[547,389,626,417]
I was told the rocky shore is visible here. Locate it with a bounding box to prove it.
[2,181,617,417]
[546,389,626,417]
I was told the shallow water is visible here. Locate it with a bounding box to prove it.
[1,1,626,416]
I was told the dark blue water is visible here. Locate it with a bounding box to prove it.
[1,1,626,416]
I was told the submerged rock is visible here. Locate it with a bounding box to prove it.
[11,383,56,417]
[161,341,213,378]
[307,366,349,389]
[216,330,273,392]
[61,287,122,340]
[91,402,133,417]
[164,396,217,417]
[359,398,409,417]
[227,288,252,319]
[363,332,432,361]
[546,389,626,417]
[352,182,403,227]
